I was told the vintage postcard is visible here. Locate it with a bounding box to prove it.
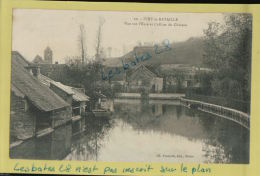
[0,1,260,176]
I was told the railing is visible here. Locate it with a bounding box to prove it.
[180,98,250,130]
[185,94,250,114]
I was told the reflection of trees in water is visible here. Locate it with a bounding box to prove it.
[113,103,207,141]
[176,106,182,119]
[66,115,114,161]
[113,103,162,132]
[113,102,249,164]
[198,111,249,164]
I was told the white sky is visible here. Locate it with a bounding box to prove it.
[12,9,224,63]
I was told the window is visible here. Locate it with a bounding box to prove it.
[72,107,80,116]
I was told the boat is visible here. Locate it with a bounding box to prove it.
[92,109,112,117]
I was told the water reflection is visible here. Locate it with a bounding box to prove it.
[65,115,114,161]
[10,99,249,164]
[10,124,72,160]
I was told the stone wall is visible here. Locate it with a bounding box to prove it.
[10,92,36,142]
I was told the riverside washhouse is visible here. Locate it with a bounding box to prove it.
[10,51,90,149]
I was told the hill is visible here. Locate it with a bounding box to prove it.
[103,37,204,67]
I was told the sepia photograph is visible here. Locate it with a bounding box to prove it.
[9,9,251,164]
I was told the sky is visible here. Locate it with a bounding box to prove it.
[12,9,225,63]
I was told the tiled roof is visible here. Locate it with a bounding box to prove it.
[11,51,70,112]
[50,81,89,102]
[38,68,90,102]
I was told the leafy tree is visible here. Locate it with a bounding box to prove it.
[203,14,252,101]
[175,71,185,92]
[194,71,214,95]
[65,61,107,95]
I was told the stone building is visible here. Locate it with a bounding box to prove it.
[159,64,211,93]
[32,55,44,64]
[126,64,163,93]
[44,46,53,64]
[10,51,71,148]
[38,74,90,135]
[32,46,53,64]
[50,82,89,135]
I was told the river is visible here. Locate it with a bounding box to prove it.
[10,99,249,164]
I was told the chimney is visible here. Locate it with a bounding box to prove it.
[25,64,41,78]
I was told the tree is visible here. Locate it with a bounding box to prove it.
[193,71,214,95]
[175,71,185,92]
[95,17,105,63]
[203,14,252,101]
[79,24,87,63]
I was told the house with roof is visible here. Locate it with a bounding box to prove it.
[10,51,72,148]
[158,64,211,93]
[38,74,90,135]
[32,55,44,64]
[126,64,163,93]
